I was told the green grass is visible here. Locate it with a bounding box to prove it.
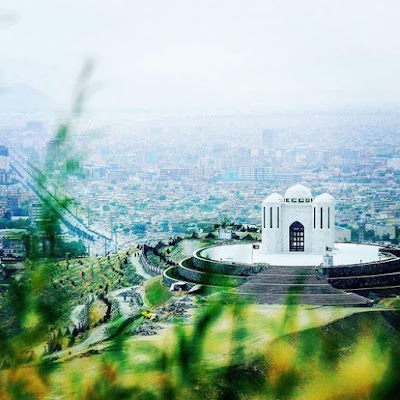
[145,277,172,307]
[165,239,214,263]
[19,302,397,400]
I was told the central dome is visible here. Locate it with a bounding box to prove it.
[284,184,312,198]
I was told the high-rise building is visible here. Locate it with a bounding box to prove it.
[6,193,21,210]
[0,145,10,171]
[0,171,11,185]
[46,139,61,167]
[262,129,276,149]
[29,202,44,222]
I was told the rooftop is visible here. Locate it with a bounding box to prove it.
[284,184,312,199]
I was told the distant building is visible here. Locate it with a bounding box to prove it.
[250,148,264,158]
[0,229,26,258]
[218,229,233,240]
[83,165,107,180]
[0,171,11,185]
[335,227,352,242]
[107,162,120,171]
[0,145,10,171]
[375,225,396,240]
[387,158,400,170]
[262,129,276,149]
[46,139,61,164]
[6,193,21,210]
[29,202,43,222]
[261,184,335,254]
[160,168,190,180]
[106,169,129,182]
[225,170,239,181]
[275,172,301,183]
[238,167,274,181]
[144,151,158,165]
[189,167,215,180]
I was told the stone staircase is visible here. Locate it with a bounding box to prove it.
[236,265,371,306]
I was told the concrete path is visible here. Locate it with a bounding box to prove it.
[130,253,153,280]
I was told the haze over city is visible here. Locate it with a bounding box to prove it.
[1,0,400,114]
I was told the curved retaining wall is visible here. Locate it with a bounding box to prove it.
[173,252,400,292]
[192,248,265,275]
[163,266,196,289]
[178,258,248,287]
[385,249,400,257]
[163,266,224,295]
[323,258,400,278]
[328,271,400,290]
[349,286,400,297]
[320,254,400,293]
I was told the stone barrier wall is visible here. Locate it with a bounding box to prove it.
[323,258,400,278]
[163,266,196,289]
[349,287,400,297]
[329,271,400,289]
[163,266,222,295]
[139,251,163,276]
[192,249,265,275]
[178,258,248,287]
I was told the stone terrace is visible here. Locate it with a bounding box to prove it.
[237,264,371,306]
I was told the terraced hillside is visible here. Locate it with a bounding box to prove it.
[49,249,143,306]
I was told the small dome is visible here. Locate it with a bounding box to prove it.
[284,184,312,198]
[314,193,335,203]
[263,192,283,203]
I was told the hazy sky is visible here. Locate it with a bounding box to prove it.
[1,0,400,113]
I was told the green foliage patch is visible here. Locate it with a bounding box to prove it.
[145,278,172,307]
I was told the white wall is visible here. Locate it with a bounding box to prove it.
[262,199,335,255]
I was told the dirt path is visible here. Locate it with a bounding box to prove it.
[52,285,143,360]
[70,304,84,326]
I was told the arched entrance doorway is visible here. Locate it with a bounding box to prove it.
[289,221,304,252]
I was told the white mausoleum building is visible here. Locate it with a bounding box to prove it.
[261,184,335,255]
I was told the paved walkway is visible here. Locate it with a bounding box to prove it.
[130,253,153,280]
